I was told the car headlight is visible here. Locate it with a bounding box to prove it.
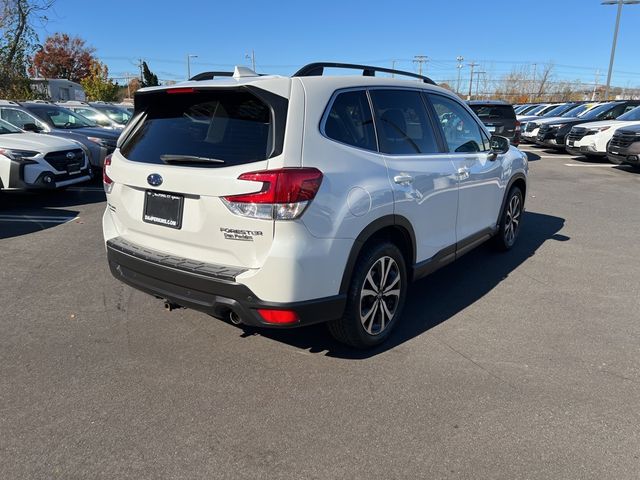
[552,124,564,130]
[0,148,40,161]
[588,126,611,134]
[87,136,108,146]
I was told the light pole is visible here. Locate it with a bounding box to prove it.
[413,55,429,77]
[456,56,464,94]
[602,0,640,100]
[245,50,256,71]
[186,54,198,80]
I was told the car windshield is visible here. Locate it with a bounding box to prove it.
[29,105,97,129]
[0,118,22,134]
[543,104,572,117]
[94,105,132,125]
[562,104,591,118]
[525,105,549,115]
[579,103,616,120]
[617,106,640,121]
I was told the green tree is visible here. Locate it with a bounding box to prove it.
[141,61,159,87]
[80,60,119,101]
[0,0,55,99]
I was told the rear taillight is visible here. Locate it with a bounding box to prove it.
[103,154,113,194]
[515,121,521,132]
[222,168,323,220]
[257,309,300,325]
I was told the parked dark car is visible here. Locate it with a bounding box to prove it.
[14,102,119,170]
[468,101,520,146]
[607,124,640,168]
[536,100,640,150]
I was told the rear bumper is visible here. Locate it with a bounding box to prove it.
[106,237,346,328]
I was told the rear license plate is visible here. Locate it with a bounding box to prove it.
[143,190,184,229]
[487,126,496,133]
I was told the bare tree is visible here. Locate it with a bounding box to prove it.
[0,0,55,98]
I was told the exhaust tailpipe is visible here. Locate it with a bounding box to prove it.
[229,311,243,325]
[164,300,180,312]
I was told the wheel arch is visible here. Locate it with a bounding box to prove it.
[496,173,527,225]
[339,215,416,294]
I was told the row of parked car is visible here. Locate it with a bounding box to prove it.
[0,100,133,191]
[514,100,640,168]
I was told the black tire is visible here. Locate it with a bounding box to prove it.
[493,186,524,251]
[328,242,407,349]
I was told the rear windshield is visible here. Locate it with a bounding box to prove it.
[469,104,515,120]
[121,89,283,167]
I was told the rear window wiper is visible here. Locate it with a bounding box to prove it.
[160,154,225,165]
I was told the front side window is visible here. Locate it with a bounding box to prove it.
[369,89,438,155]
[428,94,488,153]
[324,90,376,151]
[29,106,97,129]
[0,118,22,134]
[0,108,46,130]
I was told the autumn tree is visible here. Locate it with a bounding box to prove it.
[141,61,159,87]
[0,0,54,99]
[80,60,118,101]
[32,33,96,82]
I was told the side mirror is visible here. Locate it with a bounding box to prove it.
[489,135,510,160]
[22,123,40,132]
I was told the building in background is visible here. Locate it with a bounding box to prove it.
[29,78,86,101]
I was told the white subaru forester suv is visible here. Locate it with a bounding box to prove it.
[103,63,528,348]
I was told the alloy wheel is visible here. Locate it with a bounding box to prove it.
[359,256,401,335]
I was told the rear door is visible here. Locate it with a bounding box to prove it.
[108,85,290,269]
[369,89,458,263]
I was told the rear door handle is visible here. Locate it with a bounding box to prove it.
[393,174,414,185]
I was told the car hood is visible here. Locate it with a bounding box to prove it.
[527,116,568,126]
[516,115,542,122]
[572,119,628,130]
[0,132,80,151]
[52,126,120,139]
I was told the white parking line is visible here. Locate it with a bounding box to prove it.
[564,163,630,168]
[0,214,79,223]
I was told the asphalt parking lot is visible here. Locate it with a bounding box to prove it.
[1,147,640,479]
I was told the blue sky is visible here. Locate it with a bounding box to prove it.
[37,0,640,88]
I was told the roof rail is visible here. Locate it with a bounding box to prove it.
[189,71,234,81]
[293,62,437,85]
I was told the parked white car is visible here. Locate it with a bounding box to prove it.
[0,118,91,191]
[103,63,528,348]
[566,106,640,160]
[521,103,599,143]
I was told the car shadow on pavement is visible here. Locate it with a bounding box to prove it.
[243,211,567,359]
[523,151,541,161]
[0,181,104,239]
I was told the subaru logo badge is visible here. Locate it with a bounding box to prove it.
[66,151,75,160]
[147,173,163,187]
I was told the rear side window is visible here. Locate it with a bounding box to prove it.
[369,90,439,155]
[469,105,515,120]
[323,90,377,151]
[121,89,280,167]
